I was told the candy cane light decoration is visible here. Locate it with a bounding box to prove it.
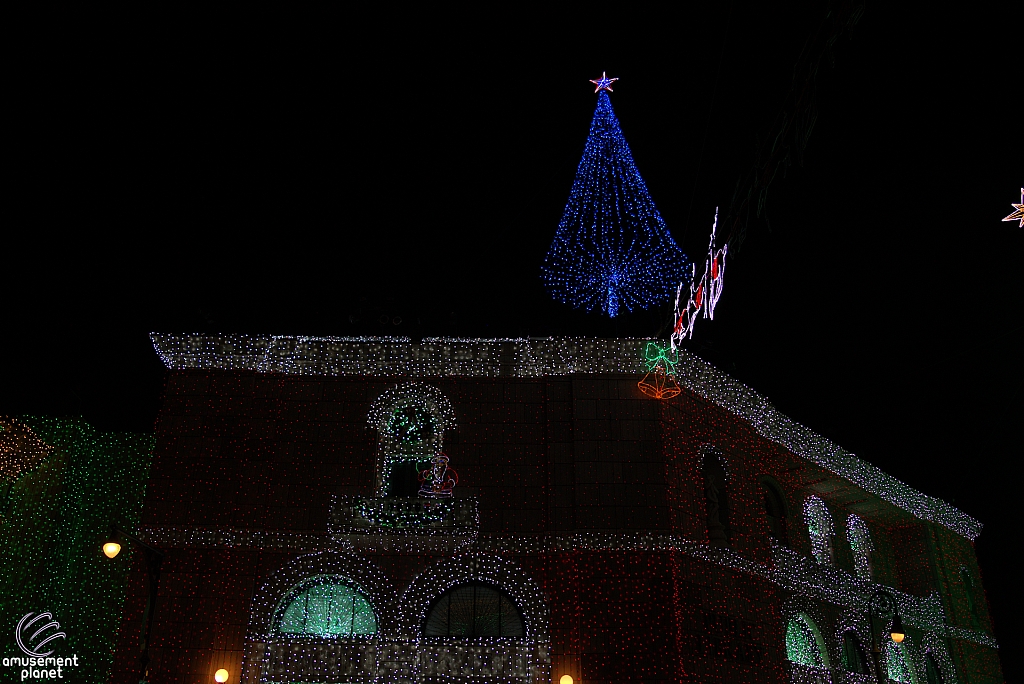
[671,208,727,351]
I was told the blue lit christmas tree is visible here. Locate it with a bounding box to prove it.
[542,75,690,317]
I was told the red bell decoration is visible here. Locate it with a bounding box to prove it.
[638,367,681,400]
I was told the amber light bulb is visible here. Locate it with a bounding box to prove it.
[890,613,906,643]
[560,676,574,684]
[214,669,229,683]
[102,542,121,559]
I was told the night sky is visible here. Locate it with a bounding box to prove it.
[5,5,1021,671]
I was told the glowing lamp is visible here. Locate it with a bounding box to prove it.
[559,676,574,684]
[890,614,905,643]
[215,669,229,683]
[102,542,121,559]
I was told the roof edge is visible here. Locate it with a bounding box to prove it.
[149,333,982,540]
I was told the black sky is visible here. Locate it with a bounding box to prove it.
[4,4,1021,671]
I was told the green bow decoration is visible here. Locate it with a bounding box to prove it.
[643,342,678,374]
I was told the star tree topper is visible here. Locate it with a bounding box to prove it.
[1002,188,1023,228]
[589,71,619,93]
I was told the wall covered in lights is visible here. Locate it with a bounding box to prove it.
[0,417,154,683]
[108,335,1002,684]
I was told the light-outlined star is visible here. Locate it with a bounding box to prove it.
[1002,188,1024,227]
[589,71,619,93]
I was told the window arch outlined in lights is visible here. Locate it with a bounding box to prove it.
[423,583,525,638]
[275,576,378,638]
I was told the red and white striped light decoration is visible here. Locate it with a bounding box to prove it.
[671,208,727,349]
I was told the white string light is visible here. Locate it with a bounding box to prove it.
[671,208,727,348]
[151,333,982,541]
[135,525,998,659]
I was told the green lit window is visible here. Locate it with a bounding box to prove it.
[424,583,525,637]
[785,614,824,668]
[847,514,874,580]
[959,566,980,627]
[276,576,377,637]
[804,496,833,565]
[886,640,914,683]
[384,405,437,498]
[390,405,435,452]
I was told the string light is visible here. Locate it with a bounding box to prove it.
[886,639,914,682]
[637,341,681,399]
[1002,187,1023,227]
[232,550,550,683]
[418,453,458,497]
[329,495,479,554]
[671,208,727,348]
[0,416,153,683]
[785,613,824,667]
[588,71,618,93]
[127,523,992,681]
[276,576,377,636]
[125,332,1001,683]
[541,84,690,317]
[0,418,52,482]
[132,360,995,675]
[847,514,874,581]
[368,383,458,499]
[804,496,834,565]
[150,333,983,540]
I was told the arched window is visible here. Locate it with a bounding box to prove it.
[369,383,457,499]
[424,583,525,637]
[276,576,377,637]
[840,630,869,674]
[959,567,979,627]
[886,640,915,683]
[702,450,731,548]
[847,514,874,580]
[760,478,788,545]
[925,651,944,684]
[384,404,438,497]
[785,613,826,668]
[804,496,833,565]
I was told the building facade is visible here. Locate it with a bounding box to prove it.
[110,335,1003,684]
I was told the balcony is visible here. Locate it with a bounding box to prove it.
[329,496,479,553]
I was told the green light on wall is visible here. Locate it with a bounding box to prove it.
[886,640,913,683]
[0,416,154,683]
[786,615,824,668]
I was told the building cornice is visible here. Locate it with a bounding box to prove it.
[149,333,982,541]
